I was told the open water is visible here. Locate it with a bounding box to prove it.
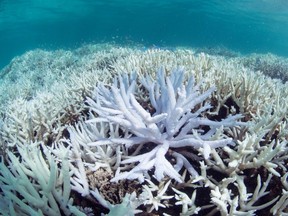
[0,0,288,70]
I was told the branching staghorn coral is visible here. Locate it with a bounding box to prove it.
[1,44,288,215]
[191,161,280,216]
[86,67,243,183]
[0,142,84,216]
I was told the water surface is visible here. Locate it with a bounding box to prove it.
[0,0,288,69]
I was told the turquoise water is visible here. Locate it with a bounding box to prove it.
[1,0,288,70]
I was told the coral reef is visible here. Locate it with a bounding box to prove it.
[236,53,288,82]
[0,44,288,215]
[86,68,242,183]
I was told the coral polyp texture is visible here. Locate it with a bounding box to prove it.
[0,44,288,216]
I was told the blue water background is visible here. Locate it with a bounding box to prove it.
[0,0,288,70]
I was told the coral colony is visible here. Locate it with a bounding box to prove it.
[0,44,288,215]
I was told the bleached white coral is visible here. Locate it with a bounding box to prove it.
[91,189,142,216]
[172,187,200,215]
[0,142,84,216]
[86,67,242,183]
[139,179,173,213]
[2,44,288,215]
[271,173,288,215]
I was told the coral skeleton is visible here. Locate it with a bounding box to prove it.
[86,67,242,183]
[139,179,173,212]
[172,187,200,215]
